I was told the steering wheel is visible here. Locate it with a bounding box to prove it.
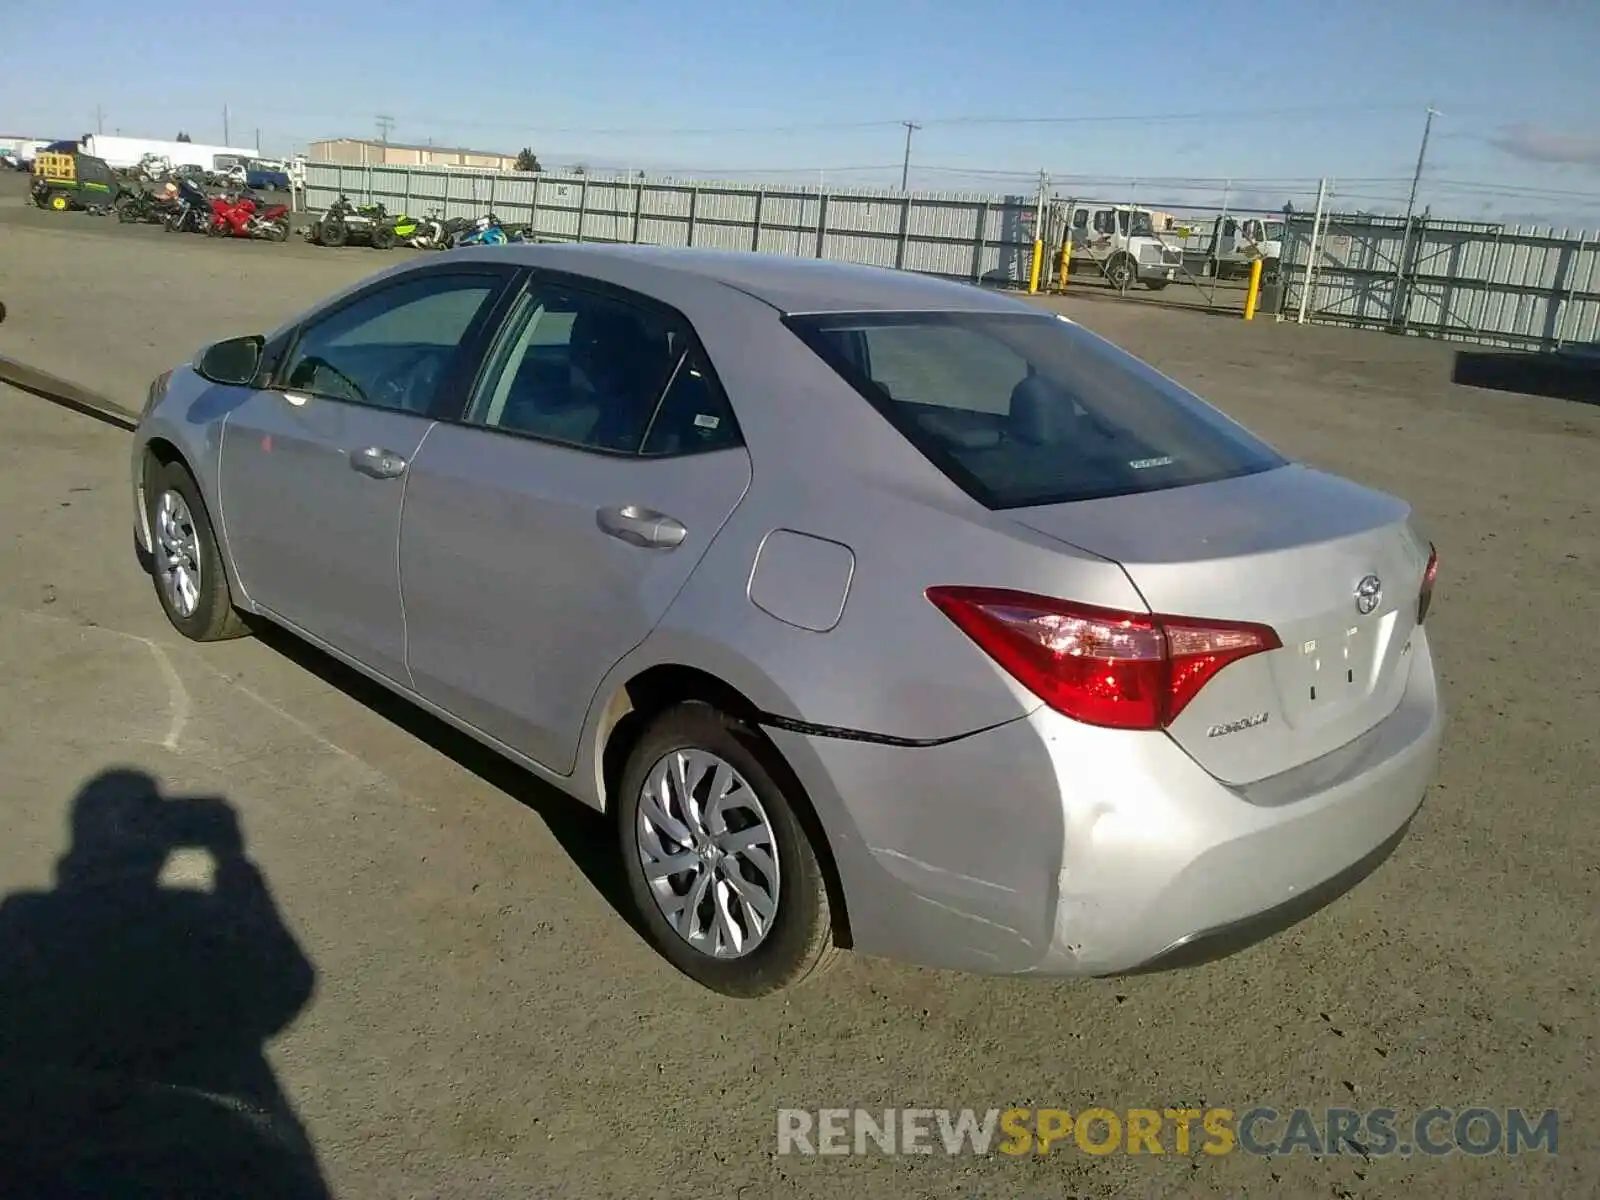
[373,348,444,414]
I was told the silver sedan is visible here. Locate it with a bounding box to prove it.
[130,245,1443,996]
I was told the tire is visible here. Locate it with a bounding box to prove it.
[1144,279,1170,292]
[117,203,138,223]
[616,702,840,997]
[144,459,249,642]
[265,217,289,242]
[319,217,348,248]
[1106,254,1136,291]
[369,224,395,250]
[48,192,69,212]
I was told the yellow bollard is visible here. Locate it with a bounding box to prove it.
[1056,241,1072,292]
[1243,257,1264,321]
[1028,239,1044,294]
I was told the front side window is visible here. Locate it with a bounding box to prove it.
[280,273,499,415]
[785,311,1285,509]
[469,280,741,455]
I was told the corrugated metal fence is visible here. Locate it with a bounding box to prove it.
[1280,211,1600,349]
[304,162,1041,286]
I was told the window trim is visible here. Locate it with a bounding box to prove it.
[268,262,522,419]
[447,266,746,460]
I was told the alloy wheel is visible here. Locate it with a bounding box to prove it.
[154,489,202,618]
[635,748,781,959]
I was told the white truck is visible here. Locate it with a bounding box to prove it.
[81,135,260,174]
[1170,214,1284,280]
[1058,200,1184,291]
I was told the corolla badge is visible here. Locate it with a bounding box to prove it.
[1355,574,1383,616]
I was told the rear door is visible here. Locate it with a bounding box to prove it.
[218,264,517,682]
[399,272,751,774]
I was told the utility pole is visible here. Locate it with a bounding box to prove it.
[1400,106,1437,236]
[255,128,261,151]
[95,105,104,135]
[376,114,395,163]
[223,104,230,146]
[899,120,921,191]
[1392,106,1438,329]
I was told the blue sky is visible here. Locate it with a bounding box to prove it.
[2,0,1597,223]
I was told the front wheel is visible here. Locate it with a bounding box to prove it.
[1105,254,1137,291]
[617,702,840,997]
[144,460,249,642]
[319,217,348,247]
[264,217,289,242]
[1144,279,1170,291]
[369,224,395,250]
[48,192,69,212]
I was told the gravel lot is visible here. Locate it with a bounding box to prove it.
[0,203,1596,1199]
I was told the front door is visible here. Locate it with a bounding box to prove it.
[399,275,752,773]
[218,267,514,683]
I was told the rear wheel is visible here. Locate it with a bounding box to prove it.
[369,224,395,250]
[319,217,348,247]
[1145,279,1170,292]
[265,217,289,242]
[616,702,840,997]
[48,192,69,212]
[144,459,249,642]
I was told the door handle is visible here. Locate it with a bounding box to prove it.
[596,504,687,550]
[349,446,408,479]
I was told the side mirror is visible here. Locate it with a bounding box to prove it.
[195,335,265,386]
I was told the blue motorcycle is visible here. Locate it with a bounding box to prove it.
[453,213,508,247]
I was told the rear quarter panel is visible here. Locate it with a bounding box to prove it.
[629,283,1153,743]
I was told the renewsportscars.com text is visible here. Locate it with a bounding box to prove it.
[776,1106,1559,1158]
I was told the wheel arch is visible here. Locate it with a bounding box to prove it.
[593,660,854,949]
[138,433,251,611]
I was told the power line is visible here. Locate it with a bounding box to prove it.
[196,101,1437,141]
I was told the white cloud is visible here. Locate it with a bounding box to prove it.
[1487,124,1600,169]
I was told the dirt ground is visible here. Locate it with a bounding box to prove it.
[0,202,1596,1199]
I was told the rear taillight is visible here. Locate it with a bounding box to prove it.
[1417,544,1438,624]
[926,586,1280,731]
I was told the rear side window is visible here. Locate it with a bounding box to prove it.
[784,311,1285,509]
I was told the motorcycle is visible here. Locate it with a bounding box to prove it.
[115,185,176,225]
[163,178,215,234]
[208,191,291,241]
[452,212,509,247]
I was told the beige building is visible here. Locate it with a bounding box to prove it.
[308,138,520,171]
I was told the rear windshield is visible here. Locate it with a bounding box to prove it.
[784,310,1285,509]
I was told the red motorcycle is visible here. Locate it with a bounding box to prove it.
[207,192,290,241]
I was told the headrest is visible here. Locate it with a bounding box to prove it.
[1008,373,1069,445]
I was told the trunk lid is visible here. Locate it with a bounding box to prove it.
[1009,464,1432,784]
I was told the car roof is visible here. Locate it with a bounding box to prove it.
[471,242,1035,316]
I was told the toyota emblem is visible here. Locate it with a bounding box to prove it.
[1354,574,1383,616]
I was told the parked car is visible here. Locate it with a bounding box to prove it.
[128,246,1443,996]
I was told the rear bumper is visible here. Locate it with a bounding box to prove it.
[768,632,1442,977]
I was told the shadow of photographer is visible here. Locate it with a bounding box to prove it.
[0,768,330,1199]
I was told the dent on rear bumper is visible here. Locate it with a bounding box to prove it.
[770,633,1443,978]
